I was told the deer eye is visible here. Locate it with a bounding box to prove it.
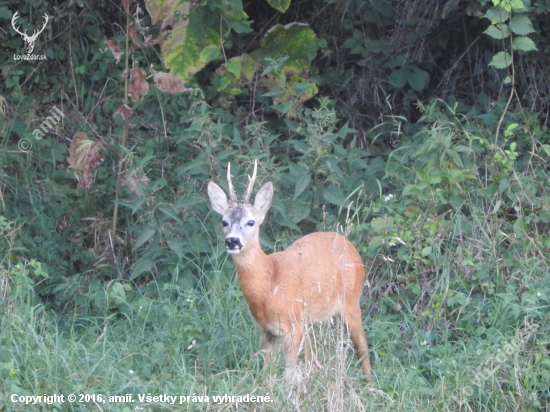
[222,220,228,227]
[247,220,255,227]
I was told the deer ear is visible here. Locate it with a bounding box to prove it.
[254,182,273,224]
[207,182,229,215]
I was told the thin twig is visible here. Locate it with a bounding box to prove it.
[68,14,79,111]
[111,1,131,247]
[494,24,515,147]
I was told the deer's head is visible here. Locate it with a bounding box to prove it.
[208,160,273,254]
[12,11,49,54]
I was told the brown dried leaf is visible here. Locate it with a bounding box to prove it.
[67,132,105,189]
[114,102,133,120]
[129,21,140,47]
[129,67,149,101]
[121,0,130,11]
[143,34,155,47]
[122,170,150,196]
[104,40,123,64]
[150,67,189,94]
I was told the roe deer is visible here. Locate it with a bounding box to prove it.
[207,160,372,382]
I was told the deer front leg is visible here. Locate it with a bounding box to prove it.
[261,332,276,372]
[283,328,303,384]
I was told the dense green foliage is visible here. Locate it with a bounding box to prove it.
[1,0,549,410]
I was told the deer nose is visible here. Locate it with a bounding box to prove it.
[225,237,242,250]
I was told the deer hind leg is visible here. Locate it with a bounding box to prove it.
[343,303,372,381]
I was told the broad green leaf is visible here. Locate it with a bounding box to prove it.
[225,59,241,77]
[490,199,502,214]
[512,36,538,52]
[145,0,251,82]
[158,205,182,223]
[199,45,220,63]
[371,216,394,234]
[266,0,291,12]
[133,228,156,251]
[0,6,12,19]
[484,7,509,24]
[145,0,220,81]
[509,14,536,35]
[343,37,357,49]
[166,239,184,257]
[131,251,162,279]
[513,218,527,238]
[217,24,319,118]
[322,185,346,206]
[488,51,512,69]
[251,24,317,72]
[510,0,525,10]
[484,23,510,39]
[217,77,231,92]
[499,177,509,192]
[262,87,283,97]
[407,67,430,92]
[389,69,407,88]
[293,82,311,96]
[229,19,253,34]
[294,173,311,200]
[287,202,310,223]
[270,101,293,114]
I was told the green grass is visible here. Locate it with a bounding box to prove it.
[1,237,548,412]
[1,165,549,412]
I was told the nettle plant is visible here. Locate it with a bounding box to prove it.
[484,0,537,78]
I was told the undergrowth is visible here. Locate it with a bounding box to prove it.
[1,0,550,409]
[1,98,549,409]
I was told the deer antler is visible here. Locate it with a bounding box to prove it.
[11,12,25,37]
[30,14,49,41]
[11,12,48,54]
[12,12,48,40]
[242,159,258,205]
[226,162,238,206]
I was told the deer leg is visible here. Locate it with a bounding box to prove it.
[344,304,372,381]
[303,326,323,369]
[283,327,303,383]
[261,332,276,372]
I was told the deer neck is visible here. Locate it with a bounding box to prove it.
[231,241,271,303]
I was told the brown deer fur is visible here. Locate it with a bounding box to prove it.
[207,161,372,382]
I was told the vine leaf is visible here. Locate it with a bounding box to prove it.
[484,24,510,40]
[488,51,512,69]
[509,15,536,35]
[266,0,291,13]
[225,59,241,77]
[512,36,538,52]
